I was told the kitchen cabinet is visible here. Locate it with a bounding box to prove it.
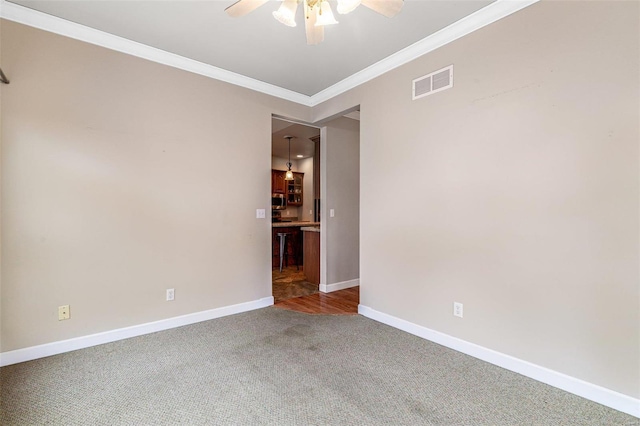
[272,170,303,205]
[286,172,304,206]
[272,170,285,194]
[302,228,320,284]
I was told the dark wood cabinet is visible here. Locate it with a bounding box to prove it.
[272,170,286,194]
[272,170,303,206]
[286,172,304,206]
[303,230,320,284]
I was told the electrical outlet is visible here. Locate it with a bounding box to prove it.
[286,210,290,216]
[309,209,313,215]
[256,209,266,219]
[58,305,70,321]
[453,302,463,318]
[166,288,175,301]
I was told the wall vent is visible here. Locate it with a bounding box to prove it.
[412,65,454,100]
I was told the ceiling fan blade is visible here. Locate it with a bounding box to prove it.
[305,19,324,45]
[361,0,403,18]
[304,2,325,45]
[225,0,269,18]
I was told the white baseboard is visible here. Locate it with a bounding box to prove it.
[358,304,639,419]
[319,279,359,293]
[0,296,274,367]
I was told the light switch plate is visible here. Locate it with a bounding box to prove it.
[330,209,335,217]
[256,209,266,219]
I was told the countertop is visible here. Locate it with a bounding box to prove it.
[300,227,320,232]
[272,221,320,228]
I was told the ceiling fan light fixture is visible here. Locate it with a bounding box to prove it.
[336,0,361,14]
[225,0,404,44]
[273,0,299,27]
[315,1,339,26]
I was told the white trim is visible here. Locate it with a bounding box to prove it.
[319,126,328,286]
[319,278,359,293]
[272,114,321,129]
[0,1,312,106]
[308,0,539,106]
[343,111,361,121]
[358,304,640,419]
[0,0,539,107]
[0,296,274,367]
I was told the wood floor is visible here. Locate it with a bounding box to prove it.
[274,286,359,315]
[272,266,318,303]
[272,266,359,315]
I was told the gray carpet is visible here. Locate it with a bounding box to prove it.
[1,308,637,425]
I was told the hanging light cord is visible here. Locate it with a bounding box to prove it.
[287,136,292,170]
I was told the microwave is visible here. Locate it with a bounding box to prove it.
[272,193,287,210]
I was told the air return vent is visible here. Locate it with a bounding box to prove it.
[412,65,454,100]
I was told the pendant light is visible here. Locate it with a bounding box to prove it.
[284,135,294,180]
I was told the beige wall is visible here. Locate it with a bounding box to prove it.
[271,156,298,172]
[1,0,638,403]
[299,157,314,222]
[322,117,360,285]
[314,1,639,398]
[0,20,309,352]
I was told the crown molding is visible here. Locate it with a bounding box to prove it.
[307,0,540,106]
[0,0,539,108]
[0,0,313,106]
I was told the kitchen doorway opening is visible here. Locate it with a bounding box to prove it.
[270,108,361,315]
[270,116,321,305]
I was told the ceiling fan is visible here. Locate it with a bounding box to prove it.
[225,0,404,45]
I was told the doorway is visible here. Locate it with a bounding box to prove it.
[270,109,361,315]
[270,117,320,303]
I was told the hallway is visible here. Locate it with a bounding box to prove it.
[273,266,358,315]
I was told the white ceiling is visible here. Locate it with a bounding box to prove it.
[6,0,497,97]
[271,119,320,159]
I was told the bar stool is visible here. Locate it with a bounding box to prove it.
[277,233,289,272]
[277,232,299,272]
